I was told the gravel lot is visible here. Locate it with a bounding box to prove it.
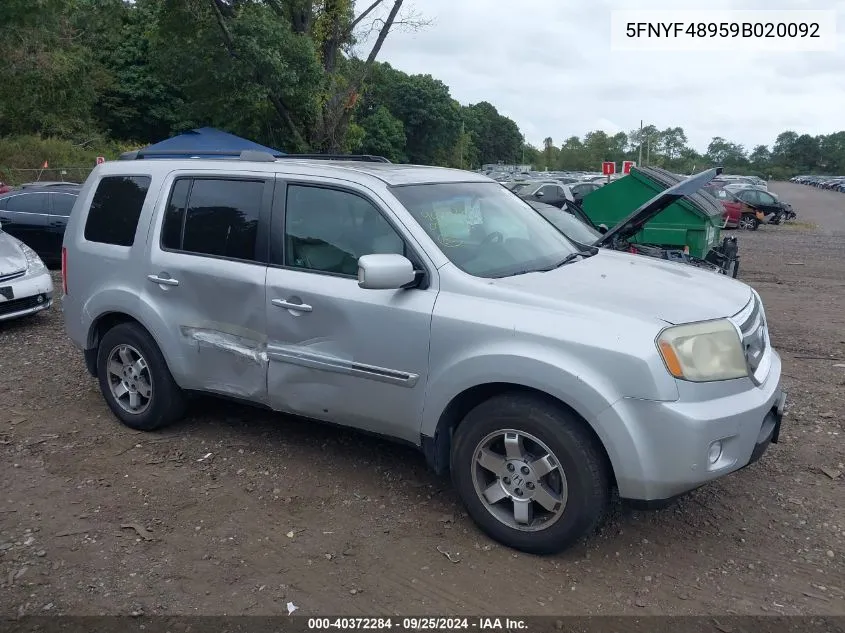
[0,182,843,617]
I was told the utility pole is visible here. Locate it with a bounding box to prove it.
[459,121,464,169]
[638,120,643,166]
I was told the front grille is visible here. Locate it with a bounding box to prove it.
[0,270,25,283]
[0,293,48,317]
[732,293,771,383]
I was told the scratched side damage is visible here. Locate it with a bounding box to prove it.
[180,325,268,401]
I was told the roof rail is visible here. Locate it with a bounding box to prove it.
[117,149,390,163]
[276,154,392,163]
[118,149,285,161]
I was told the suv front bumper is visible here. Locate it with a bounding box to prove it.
[595,350,784,503]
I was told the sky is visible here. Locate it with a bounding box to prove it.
[357,0,845,153]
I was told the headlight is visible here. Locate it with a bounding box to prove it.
[656,319,748,382]
[19,243,47,274]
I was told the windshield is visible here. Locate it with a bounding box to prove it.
[391,182,580,278]
[532,204,602,244]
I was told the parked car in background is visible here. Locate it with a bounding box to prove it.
[0,182,11,195]
[0,184,80,266]
[731,188,794,227]
[0,221,53,321]
[704,186,743,228]
[62,153,783,554]
[517,181,601,207]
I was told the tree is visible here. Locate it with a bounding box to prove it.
[749,145,771,172]
[706,136,748,169]
[354,105,406,162]
[462,102,522,165]
[158,0,414,152]
[0,0,104,138]
[659,127,688,162]
[558,136,585,170]
[356,63,461,165]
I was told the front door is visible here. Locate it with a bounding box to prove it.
[1,192,51,257]
[265,179,437,443]
[145,174,273,403]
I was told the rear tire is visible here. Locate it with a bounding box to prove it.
[96,323,186,431]
[451,393,611,554]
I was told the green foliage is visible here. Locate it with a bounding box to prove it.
[1,0,844,177]
[0,134,140,184]
[0,0,104,138]
[354,105,407,162]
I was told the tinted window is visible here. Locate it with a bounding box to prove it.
[6,193,49,213]
[538,185,559,197]
[758,192,777,205]
[84,176,151,246]
[51,193,77,216]
[285,185,404,276]
[166,179,263,261]
[160,179,191,251]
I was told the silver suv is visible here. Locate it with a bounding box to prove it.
[62,153,785,553]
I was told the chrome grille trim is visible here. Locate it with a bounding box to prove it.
[731,291,771,385]
[0,270,26,283]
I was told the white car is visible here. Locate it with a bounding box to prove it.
[0,222,53,321]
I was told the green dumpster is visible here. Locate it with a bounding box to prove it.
[581,166,725,260]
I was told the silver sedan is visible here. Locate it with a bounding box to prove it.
[0,222,53,321]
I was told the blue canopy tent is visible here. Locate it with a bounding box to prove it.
[119,127,285,160]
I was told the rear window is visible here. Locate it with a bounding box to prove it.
[84,175,151,246]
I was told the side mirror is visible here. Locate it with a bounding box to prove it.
[535,191,544,197]
[598,224,609,234]
[357,254,416,290]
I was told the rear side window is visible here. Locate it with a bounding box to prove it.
[84,176,151,246]
[51,193,77,217]
[161,178,263,262]
[6,193,49,213]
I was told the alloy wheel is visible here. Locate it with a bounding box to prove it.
[471,429,568,532]
[106,344,153,414]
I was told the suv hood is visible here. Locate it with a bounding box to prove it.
[593,167,722,247]
[0,232,27,277]
[494,249,751,325]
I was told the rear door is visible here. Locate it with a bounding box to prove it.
[46,192,77,263]
[264,177,437,443]
[144,173,273,403]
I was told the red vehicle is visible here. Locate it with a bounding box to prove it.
[705,185,742,228]
[0,182,11,195]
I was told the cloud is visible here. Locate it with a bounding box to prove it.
[357,0,845,152]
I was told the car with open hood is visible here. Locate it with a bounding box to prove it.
[62,151,784,554]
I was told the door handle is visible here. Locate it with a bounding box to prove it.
[272,299,312,312]
[147,274,179,287]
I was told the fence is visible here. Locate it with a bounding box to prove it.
[0,166,94,186]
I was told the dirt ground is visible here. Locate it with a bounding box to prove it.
[1,182,843,618]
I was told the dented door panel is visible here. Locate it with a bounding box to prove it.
[264,267,435,443]
[144,252,269,401]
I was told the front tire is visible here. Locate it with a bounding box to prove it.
[451,393,611,554]
[739,214,760,231]
[96,322,186,431]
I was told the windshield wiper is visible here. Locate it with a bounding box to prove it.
[496,248,597,278]
[550,252,583,268]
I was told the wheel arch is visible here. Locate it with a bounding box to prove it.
[85,308,184,386]
[421,382,617,491]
